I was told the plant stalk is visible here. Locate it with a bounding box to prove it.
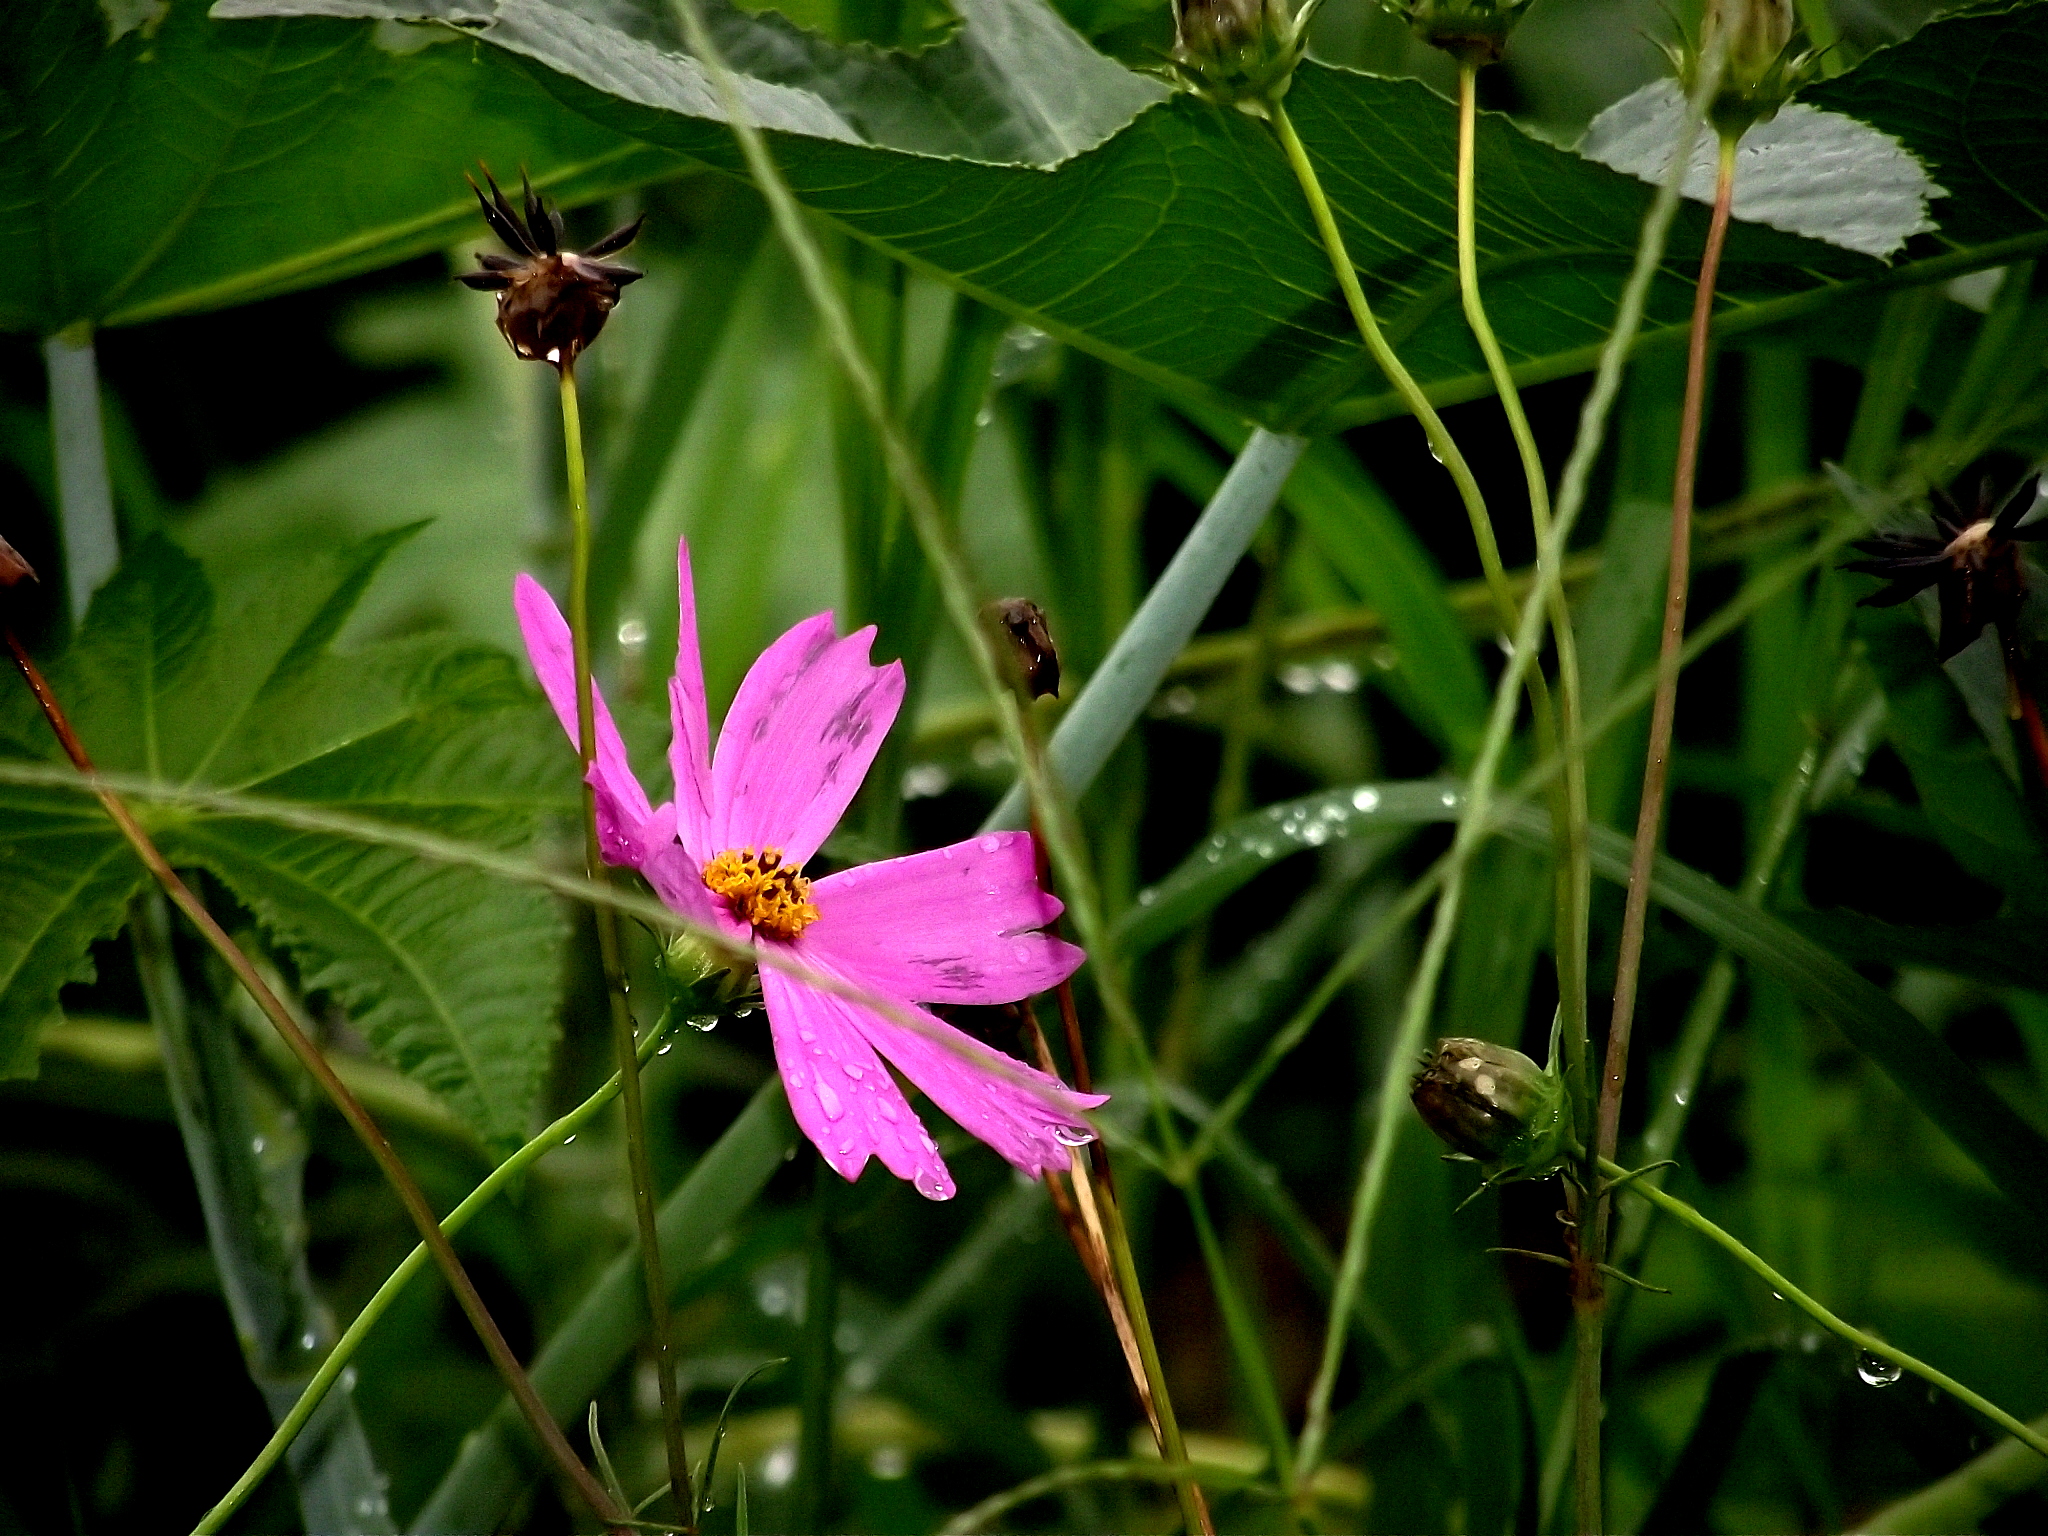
[1594,1154,2048,1459]
[192,1020,672,1535]
[560,363,696,1527]
[663,2,1213,1527]
[1581,131,1739,1534]
[2,625,628,1534]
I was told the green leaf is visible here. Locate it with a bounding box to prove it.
[219,0,2048,431]
[0,0,681,332]
[0,534,573,1144]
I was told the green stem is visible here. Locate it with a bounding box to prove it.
[795,1156,840,1533]
[1594,1155,2048,1460]
[191,1023,671,1535]
[1268,97,1517,635]
[561,364,697,1528]
[1292,42,1721,1493]
[1183,1169,1295,1486]
[1455,58,1595,1138]
[661,4,1210,1528]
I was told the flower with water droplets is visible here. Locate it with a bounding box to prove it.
[515,541,1101,1199]
[458,168,644,369]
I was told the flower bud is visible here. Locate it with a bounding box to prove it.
[1411,1036,1568,1176]
[1380,0,1532,67]
[988,597,1061,700]
[1168,0,1305,115]
[659,930,753,1017]
[1666,0,1821,140]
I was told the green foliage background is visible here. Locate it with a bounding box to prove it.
[4,0,2048,1532]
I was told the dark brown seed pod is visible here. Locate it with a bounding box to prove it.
[457,168,643,370]
[989,597,1061,699]
[1843,475,2044,662]
[0,535,37,589]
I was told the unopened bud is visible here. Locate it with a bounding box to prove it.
[1380,0,1533,67]
[988,598,1061,700]
[1169,0,1305,115]
[659,930,752,1015]
[1411,1036,1568,1176]
[1668,0,1821,139]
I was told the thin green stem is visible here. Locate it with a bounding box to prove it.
[562,364,696,1528]
[1594,1155,2048,1460]
[191,1023,671,1535]
[1455,59,1595,1135]
[660,4,1208,1528]
[796,1156,840,1533]
[1,631,627,1534]
[1293,45,1720,1495]
[1268,97,1517,635]
[1183,1169,1295,1486]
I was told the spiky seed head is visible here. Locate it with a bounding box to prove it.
[458,168,644,369]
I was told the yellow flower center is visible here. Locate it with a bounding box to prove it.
[702,847,819,941]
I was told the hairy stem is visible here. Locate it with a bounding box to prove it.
[560,364,696,1527]
[2,627,627,1533]
[191,1023,671,1535]
[1595,1154,2048,1459]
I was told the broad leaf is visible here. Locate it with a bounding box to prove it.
[0,0,681,332]
[220,0,2048,430]
[0,535,573,1145]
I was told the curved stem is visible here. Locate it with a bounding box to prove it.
[560,365,697,1528]
[2,629,628,1534]
[191,1025,670,1535]
[1596,1155,2048,1460]
[1268,98,1519,638]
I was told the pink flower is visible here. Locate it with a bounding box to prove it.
[515,541,1102,1200]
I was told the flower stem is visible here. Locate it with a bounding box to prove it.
[1,626,629,1534]
[191,1022,671,1535]
[1581,130,1738,1533]
[1593,1154,2048,1460]
[1267,97,1519,636]
[560,363,697,1528]
[662,4,1213,1528]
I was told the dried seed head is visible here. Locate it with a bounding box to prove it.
[1412,1036,1569,1177]
[1844,474,2045,662]
[989,597,1061,699]
[0,535,37,589]
[458,168,644,369]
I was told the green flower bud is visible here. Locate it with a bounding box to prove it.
[1411,1036,1569,1178]
[1663,0,1824,140]
[1168,0,1305,116]
[1379,0,1533,67]
[659,930,754,1018]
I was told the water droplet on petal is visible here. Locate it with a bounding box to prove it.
[914,1168,952,1200]
[1857,1352,1903,1387]
[817,1082,844,1119]
[844,1062,865,1080]
[979,835,1002,853]
[1052,1124,1097,1148]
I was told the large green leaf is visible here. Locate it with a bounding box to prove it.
[0,535,573,1145]
[1125,781,2048,1221]
[0,0,681,332]
[220,0,2048,430]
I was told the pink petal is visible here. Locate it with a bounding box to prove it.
[779,955,1106,1182]
[710,615,904,866]
[759,961,956,1200]
[804,832,1084,1005]
[667,541,715,864]
[514,574,664,868]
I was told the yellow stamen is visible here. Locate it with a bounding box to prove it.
[703,846,819,940]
